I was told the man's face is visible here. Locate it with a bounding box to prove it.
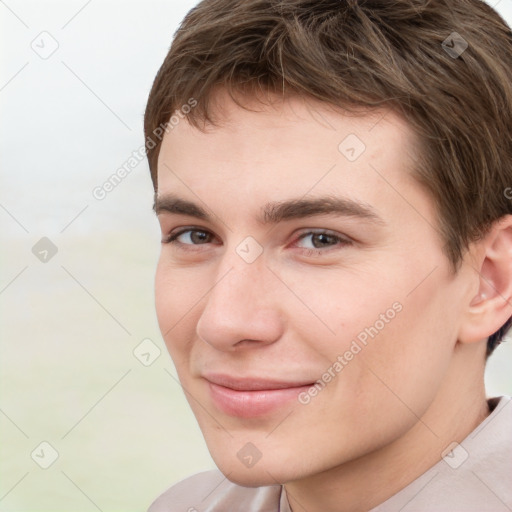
[154,91,474,485]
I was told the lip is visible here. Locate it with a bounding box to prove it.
[204,374,315,418]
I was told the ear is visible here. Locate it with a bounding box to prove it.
[458,215,512,345]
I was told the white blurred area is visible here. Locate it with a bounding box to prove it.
[0,1,511,511]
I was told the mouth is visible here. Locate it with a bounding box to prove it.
[203,374,315,418]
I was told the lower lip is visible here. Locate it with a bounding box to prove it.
[207,381,312,418]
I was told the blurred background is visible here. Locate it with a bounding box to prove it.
[1,1,511,510]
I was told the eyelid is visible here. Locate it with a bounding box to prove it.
[162,227,346,242]
[291,229,353,252]
[162,226,353,256]
[294,228,351,242]
[162,226,215,244]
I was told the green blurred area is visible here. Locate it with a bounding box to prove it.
[0,186,216,511]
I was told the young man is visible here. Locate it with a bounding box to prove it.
[144,0,512,510]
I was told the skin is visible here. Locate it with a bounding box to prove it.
[154,89,512,512]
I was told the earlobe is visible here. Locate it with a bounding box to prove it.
[459,216,512,345]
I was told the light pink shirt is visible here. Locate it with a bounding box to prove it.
[148,395,512,511]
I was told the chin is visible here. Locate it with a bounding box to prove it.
[209,443,311,488]
[217,462,286,487]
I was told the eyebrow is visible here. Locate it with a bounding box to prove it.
[153,193,386,226]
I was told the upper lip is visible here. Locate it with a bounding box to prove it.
[203,373,315,391]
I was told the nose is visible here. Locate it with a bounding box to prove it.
[196,252,284,352]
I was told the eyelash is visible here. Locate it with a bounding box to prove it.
[162,227,352,256]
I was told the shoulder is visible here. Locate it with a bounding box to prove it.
[147,469,282,512]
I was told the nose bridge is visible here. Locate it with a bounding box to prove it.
[211,232,270,302]
[208,244,269,318]
[196,242,283,350]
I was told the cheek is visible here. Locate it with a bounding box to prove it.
[347,275,461,420]
[282,265,405,354]
[154,259,203,359]
[154,260,174,335]
[303,261,460,405]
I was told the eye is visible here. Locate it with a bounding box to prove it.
[162,228,214,247]
[161,227,352,256]
[293,230,352,255]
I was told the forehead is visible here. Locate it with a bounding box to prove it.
[156,91,424,224]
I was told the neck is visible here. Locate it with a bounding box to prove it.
[284,342,490,512]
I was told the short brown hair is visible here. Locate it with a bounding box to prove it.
[144,0,512,356]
